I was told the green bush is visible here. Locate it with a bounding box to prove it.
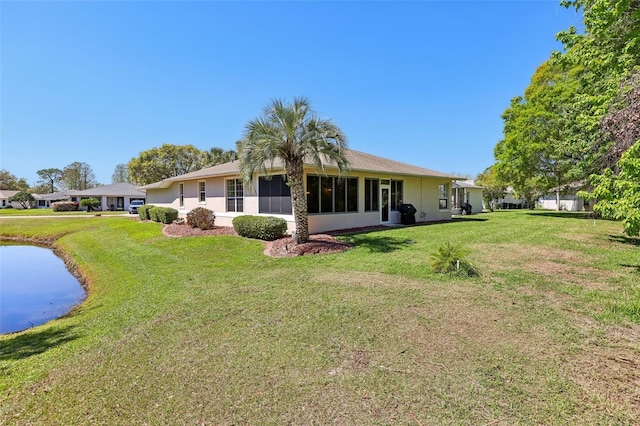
[137,204,155,220]
[149,207,179,224]
[51,201,79,212]
[186,207,216,230]
[429,242,480,277]
[232,215,288,241]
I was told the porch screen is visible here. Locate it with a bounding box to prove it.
[259,176,292,214]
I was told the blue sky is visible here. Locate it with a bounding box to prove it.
[1,1,583,187]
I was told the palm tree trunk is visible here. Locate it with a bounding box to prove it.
[286,159,309,243]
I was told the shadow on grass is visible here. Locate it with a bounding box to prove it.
[609,235,640,247]
[526,211,595,220]
[621,264,640,274]
[0,325,79,361]
[347,236,410,253]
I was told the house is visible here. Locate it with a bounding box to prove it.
[75,183,146,211]
[141,149,459,234]
[497,187,526,209]
[33,190,80,208]
[452,180,484,214]
[0,190,21,209]
[538,181,591,211]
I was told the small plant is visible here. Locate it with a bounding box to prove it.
[429,242,480,277]
[186,207,216,230]
[233,215,287,241]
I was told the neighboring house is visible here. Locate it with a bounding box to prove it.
[538,181,591,211]
[497,187,526,209]
[0,190,21,209]
[75,183,146,211]
[33,190,80,208]
[141,149,458,234]
[452,180,484,214]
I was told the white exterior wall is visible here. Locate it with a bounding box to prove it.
[468,189,484,214]
[538,195,585,211]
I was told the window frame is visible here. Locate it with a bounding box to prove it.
[364,178,379,212]
[438,183,449,210]
[226,179,244,212]
[179,183,184,208]
[198,181,206,203]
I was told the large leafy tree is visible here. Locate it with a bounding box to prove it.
[238,97,348,243]
[61,162,98,190]
[128,144,205,186]
[0,169,29,191]
[579,141,640,236]
[36,168,63,193]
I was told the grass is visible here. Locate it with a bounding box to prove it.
[0,211,639,424]
[0,208,127,216]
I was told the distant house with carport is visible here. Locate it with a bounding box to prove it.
[75,183,146,211]
[141,149,459,234]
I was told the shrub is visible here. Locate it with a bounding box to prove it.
[429,242,480,277]
[80,198,101,211]
[149,206,179,224]
[137,204,155,220]
[51,201,79,212]
[186,207,216,230]
[232,215,288,241]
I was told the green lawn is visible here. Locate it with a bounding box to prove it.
[1,211,638,424]
[0,208,127,216]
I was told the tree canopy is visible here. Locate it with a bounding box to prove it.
[37,168,63,193]
[0,170,29,191]
[111,164,130,184]
[61,162,98,190]
[127,144,236,186]
[492,0,639,220]
[238,97,348,243]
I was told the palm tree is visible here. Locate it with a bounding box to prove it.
[238,97,348,243]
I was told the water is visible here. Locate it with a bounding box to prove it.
[0,244,86,334]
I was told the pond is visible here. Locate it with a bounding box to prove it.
[0,243,86,334]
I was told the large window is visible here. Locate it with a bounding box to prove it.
[438,183,448,209]
[179,183,184,208]
[259,175,291,214]
[391,180,403,210]
[365,178,379,212]
[199,181,206,203]
[307,175,357,214]
[227,179,243,212]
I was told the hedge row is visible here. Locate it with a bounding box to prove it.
[51,201,79,212]
[148,207,179,224]
[232,215,287,241]
[138,205,178,224]
[137,204,155,220]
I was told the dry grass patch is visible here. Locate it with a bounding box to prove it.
[474,243,616,290]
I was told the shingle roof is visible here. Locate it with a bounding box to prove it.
[0,190,20,199]
[452,180,483,189]
[140,149,458,189]
[76,183,146,197]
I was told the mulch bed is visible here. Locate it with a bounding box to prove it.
[162,223,352,257]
